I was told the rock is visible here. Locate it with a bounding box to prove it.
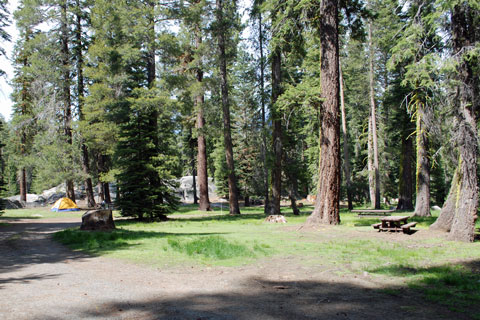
[47,193,66,204]
[7,193,42,203]
[80,209,116,231]
[4,199,23,209]
[432,205,442,211]
[264,215,287,223]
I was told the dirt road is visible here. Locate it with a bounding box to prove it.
[0,218,467,320]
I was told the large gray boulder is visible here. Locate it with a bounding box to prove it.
[5,199,23,209]
[80,209,116,231]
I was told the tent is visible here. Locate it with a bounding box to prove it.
[51,197,80,212]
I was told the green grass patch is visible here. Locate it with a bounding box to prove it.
[1,207,86,220]
[372,263,480,315]
[167,236,258,260]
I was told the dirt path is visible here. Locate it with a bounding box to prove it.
[0,218,469,320]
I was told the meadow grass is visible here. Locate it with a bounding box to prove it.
[0,207,86,219]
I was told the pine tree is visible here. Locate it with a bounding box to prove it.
[306,0,340,225]
[115,89,179,220]
[215,0,241,215]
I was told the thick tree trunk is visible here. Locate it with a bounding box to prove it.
[414,101,431,217]
[430,169,458,231]
[258,12,269,214]
[446,3,478,242]
[368,23,380,209]
[432,4,479,241]
[306,0,340,225]
[216,0,240,215]
[75,1,95,208]
[397,127,414,210]
[270,50,282,216]
[339,65,353,210]
[61,0,75,203]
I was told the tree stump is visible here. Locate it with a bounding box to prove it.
[80,209,116,231]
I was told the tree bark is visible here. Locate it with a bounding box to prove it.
[270,49,282,215]
[194,28,211,211]
[258,11,269,214]
[61,0,75,203]
[430,169,458,231]
[306,0,340,225]
[445,3,478,242]
[368,22,380,209]
[367,118,375,207]
[414,101,430,216]
[19,168,27,202]
[397,115,414,210]
[216,0,240,215]
[339,65,353,210]
[75,0,95,208]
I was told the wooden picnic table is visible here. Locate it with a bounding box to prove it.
[372,216,417,233]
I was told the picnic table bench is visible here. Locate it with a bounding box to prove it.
[372,216,417,233]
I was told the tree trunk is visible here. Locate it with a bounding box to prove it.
[270,49,282,215]
[397,134,414,210]
[258,11,269,215]
[446,3,478,242]
[19,168,27,202]
[194,28,211,211]
[339,65,353,210]
[430,169,458,231]
[97,181,104,202]
[75,0,95,208]
[61,0,75,203]
[367,118,375,207]
[216,0,240,215]
[368,22,380,209]
[192,162,198,204]
[103,182,111,204]
[306,0,340,225]
[414,101,430,216]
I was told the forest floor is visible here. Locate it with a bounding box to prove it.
[0,206,479,320]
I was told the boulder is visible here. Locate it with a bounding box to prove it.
[264,215,287,223]
[80,209,116,231]
[47,193,66,204]
[5,199,23,209]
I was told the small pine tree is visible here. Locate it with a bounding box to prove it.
[115,89,179,220]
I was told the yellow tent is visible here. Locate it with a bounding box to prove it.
[51,197,79,212]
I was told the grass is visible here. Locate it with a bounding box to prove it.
[0,207,86,220]
[6,204,480,317]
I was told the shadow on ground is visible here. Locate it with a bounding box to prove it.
[0,220,87,277]
[68,275,473,320]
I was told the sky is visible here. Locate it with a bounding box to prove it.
[0,0,18,121]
